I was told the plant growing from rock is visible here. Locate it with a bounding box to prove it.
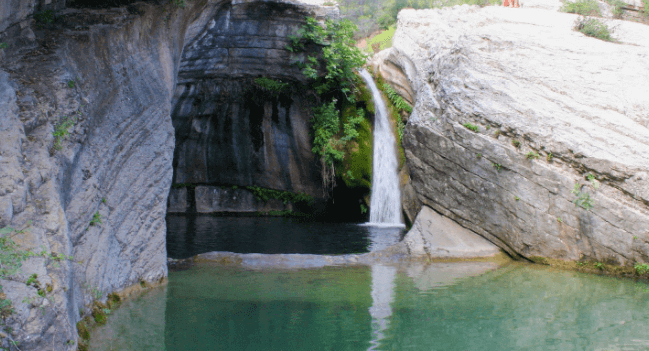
[574,17,613,41]
[604,0,627,17]
[383,83,412,113]
[89,212,102,227]
[492,163,502,171]
[463,123,479,132]
[0,225,74,318]
[512,140,521,148]
[172,0,189,8]
[635,263,649,275]
[288,17,367,191]
[52,116,76,151]
[561,0,602,16]
[525,151,540,160]
[254,77,289,93]
[546,152,554,162]
[572,183,594,210]
[0,42,7,50]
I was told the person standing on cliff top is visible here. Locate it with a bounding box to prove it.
[502,0,520,7]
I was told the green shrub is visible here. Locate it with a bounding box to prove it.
[172,0,189,8]
[512,140,521,148]
[463,123,479,133]
[34,10,55,25]
[561,0,601,16]
[52,116,76,150]
[382,83,412,113]
[254,77,289,93]
[635,263,649,275]
[525,151,540,160]
[604,0,626,17]
[288,17,367,191]
[288,17,366,102]
[575,17,613,41]
[89,212,102,227]
[572,183,594,210]
[246,186,314,206]
[0,42,7,50]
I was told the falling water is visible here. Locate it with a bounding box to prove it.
[360,69,403,226]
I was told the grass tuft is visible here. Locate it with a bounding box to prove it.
[463,123,479,133]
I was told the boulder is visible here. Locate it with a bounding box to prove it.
[376,6,649,264]
[403,206,502,258]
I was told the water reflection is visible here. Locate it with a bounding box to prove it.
[90,262,649,351]
[368,265,397,351]
[166,215,406,258]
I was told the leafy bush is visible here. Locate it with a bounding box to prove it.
[575,17,613,41]
[0,42,7,50]
[288,17,368,191]
[561,0,602,16]
[604,0,627,17]
[289,18,367,102]
[635,263,649,275]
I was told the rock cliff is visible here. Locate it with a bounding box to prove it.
[375,6,649,264]
[0,0,336,349]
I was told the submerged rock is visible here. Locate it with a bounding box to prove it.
[376,6,649,264]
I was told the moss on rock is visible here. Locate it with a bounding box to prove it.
[339,102,373,189]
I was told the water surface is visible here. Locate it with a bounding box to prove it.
[91,262,649,350]
[166,215,406,259]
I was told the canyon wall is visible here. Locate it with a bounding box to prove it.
[0,1,335,349]
[375,6,649,264]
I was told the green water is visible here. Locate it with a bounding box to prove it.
[91,262,649,351]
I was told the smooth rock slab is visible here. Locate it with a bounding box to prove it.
[403,206,502,258]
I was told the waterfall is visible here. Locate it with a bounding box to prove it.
[359,69,404,226]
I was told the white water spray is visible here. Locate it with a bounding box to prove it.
[360,69,403,226]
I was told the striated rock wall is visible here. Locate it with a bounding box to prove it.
[0,0,336,349]
[170,1,335,202]
[376,6,649,264]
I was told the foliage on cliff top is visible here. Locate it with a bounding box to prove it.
[288,17,369,192]
[289,17,367,103]
[561,0,602,16]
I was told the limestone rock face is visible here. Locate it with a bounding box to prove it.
[378,6,649,264]
[0,0,336,349]
[170,1,335,199]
